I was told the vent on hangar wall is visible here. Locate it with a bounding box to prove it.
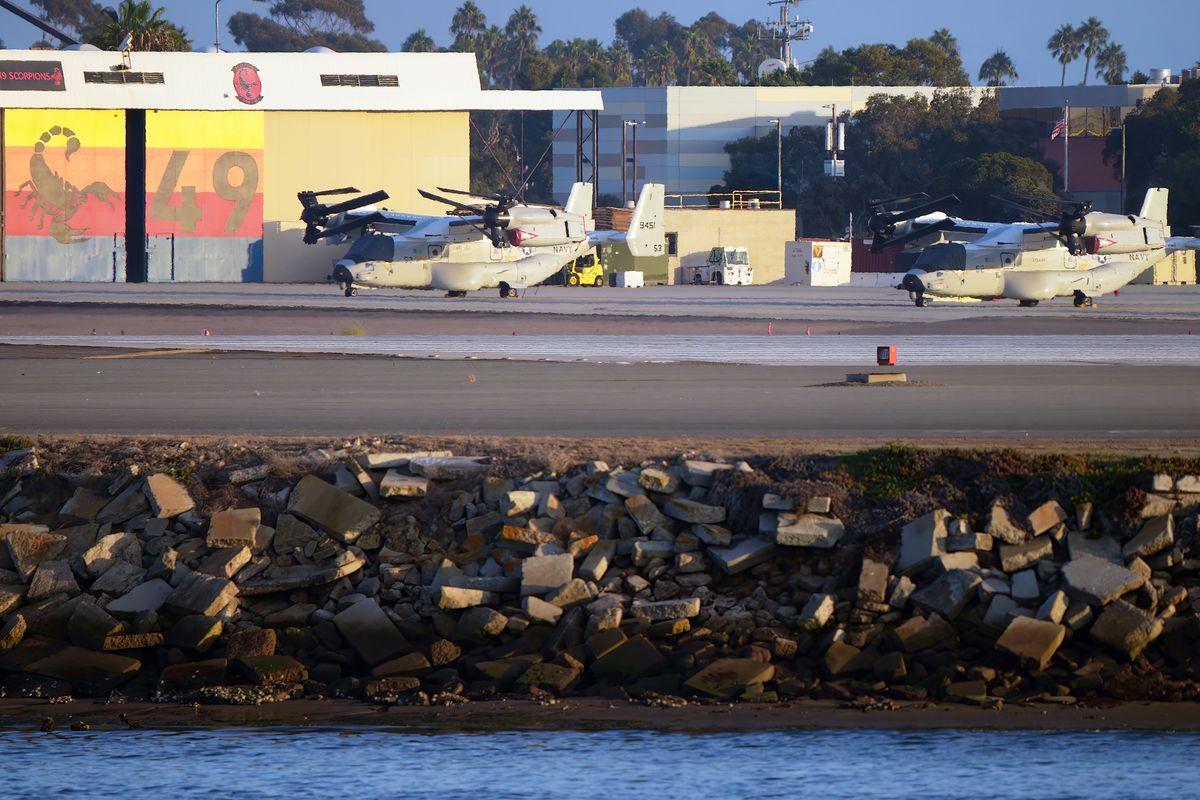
[84,71,166,84]
[320,74,399,87]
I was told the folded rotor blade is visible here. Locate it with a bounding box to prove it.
[303,212,384,245]
[419,188,484,215]
[870,217,956,253]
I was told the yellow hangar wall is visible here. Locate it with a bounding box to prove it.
[262,111,468,282]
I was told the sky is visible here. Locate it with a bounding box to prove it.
[1,0,1196,86]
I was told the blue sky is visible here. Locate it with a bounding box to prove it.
[2,0,1196,85]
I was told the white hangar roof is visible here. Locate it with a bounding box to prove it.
[0,49,603,112]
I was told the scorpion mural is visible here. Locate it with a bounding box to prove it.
[17,125,121,245]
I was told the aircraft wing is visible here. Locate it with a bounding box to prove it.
[1167,237,1200,254]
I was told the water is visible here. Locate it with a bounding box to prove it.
[2,727,1198,799]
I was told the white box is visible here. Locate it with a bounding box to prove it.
[784,241,852,286]
[613,271,644,288]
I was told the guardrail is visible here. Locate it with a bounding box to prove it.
[664,190,783,209]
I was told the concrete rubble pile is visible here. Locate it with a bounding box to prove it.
[1,444,1198,708]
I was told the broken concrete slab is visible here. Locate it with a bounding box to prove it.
[1027,500,1068,536]
[237,550,365,596]
[106,579,173,618]
[590,635,665,684]
[90,561,146,597]
[1123,515,1173,559]
[662,498,725,524]
[1062,555,1145,607]
[379,471,429,499]
[1067,531,1122,563]
[334,599,409,666]
[774,514,844,548]
[522,595,564,625]
[898,509,949,575]
[455,606,508,640]
[407,456,490,480]
[237,654,309,685]
[1036,590,1069,624]
[26,560,79,602]
[519,553,574,597]
[996,616,1065,670]
[624,495,670,536]
[67,602,124,650]
[708,538,776,575]
[579,540,616,582]
[164,572,238,617]
[82,531,141,578]
[4,635,140,694]
[3,526,66,582]
[985,503,1026,545]
[892,613,957,652]
[630,597,701,621]
[798,593,835,632]
[685,658,774,698]
[998,536,1053,573]
[437,586,500,610]
[287,475,380,544]
[1089,599,1163,660]
[143,473,195,518]
[207,508,261,548]
[911,569,981,621]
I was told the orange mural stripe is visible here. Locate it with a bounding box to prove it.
[5,189,124,237]
[145,148,264,192]
[3,146,126,194]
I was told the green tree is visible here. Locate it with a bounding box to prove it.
[30,0,107,41]
[1094,42,1127,85]
[228,0,384,51]
[504,6,541,89]
[930,27,959,58]
[1047,23,1081,86]
[450,1,487,53]
[978,49,1019,87]
[727,20,774,82]
[90,0,188,51]
[1076,17,1109,85]
[401,28,436,52]
[927,152,1054,219]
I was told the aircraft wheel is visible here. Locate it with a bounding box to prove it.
[1019,299,1039,307]
[692,274,702,285]
[499,283,513,299]
[914,294,928,307]
[1073,290,1093,308]
[593,276,604,287]
[345,287,357,298]
[567,274,580,286]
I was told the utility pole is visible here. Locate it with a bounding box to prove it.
[620,121,628,206]
[214,0,222,50]
[1063,101,1070,193]
[624,120,644,204]
[769,118,782,199]
[762,0,813,66]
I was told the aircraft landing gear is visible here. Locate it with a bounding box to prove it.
[445,290,467,298]
[499,283,517,299]
[1018,299,1039,307]
[344,287,357,297]
[913,293,929,307]
[1073,290,1095,308]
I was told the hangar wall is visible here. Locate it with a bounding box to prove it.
[261,111,468,283]
[3,108,126,281]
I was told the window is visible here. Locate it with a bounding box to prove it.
[320,74,400,87]
[84,71,165,84]
[666,232,678,256]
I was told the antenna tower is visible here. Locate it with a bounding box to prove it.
[761,0,813,67]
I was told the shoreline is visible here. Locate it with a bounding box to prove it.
[4,697,1200,733]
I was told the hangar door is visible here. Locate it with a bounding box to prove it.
[2,108,126,281]
[143,110,264,281]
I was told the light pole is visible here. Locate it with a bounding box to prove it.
[620,120,628,206]
[214,0,222,51]
[625,120,644,203]
[768,118,782,201]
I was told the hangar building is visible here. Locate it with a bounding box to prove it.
[0,49,599,283]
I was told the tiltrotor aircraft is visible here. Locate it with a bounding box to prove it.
[867,188,1189,307]
[298,182,664,298]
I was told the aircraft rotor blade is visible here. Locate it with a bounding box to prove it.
[303,212,385,245]
[436,186,509,204]
[419,188,485,216]
[870,217,955,253]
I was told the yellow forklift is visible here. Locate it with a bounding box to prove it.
[562,249,604,286]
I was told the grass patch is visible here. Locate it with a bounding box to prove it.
[340,322,367,336]
[0,435,33,454]
[839,444,931,502]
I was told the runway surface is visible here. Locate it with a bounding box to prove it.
[1,347,1195,438]
[4,333,1199,366]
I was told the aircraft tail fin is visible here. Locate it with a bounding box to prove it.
[624,183,665,257]
[564,183,594,219]
[1139,187,1169,223]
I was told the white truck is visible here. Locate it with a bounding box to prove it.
[690,247,752,285]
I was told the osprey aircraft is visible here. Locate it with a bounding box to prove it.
[868,188,1191,307]
[298,182,664,298]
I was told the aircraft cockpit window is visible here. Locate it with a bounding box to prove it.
[345,235,395,264]
[913,243,965,270]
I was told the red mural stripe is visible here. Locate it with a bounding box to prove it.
[5,189,125,237]
[144,192,264,238]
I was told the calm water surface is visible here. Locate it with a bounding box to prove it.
[2,727,1197,799]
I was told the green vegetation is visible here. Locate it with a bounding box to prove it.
[0,435,34,454]
[839,444,929,501]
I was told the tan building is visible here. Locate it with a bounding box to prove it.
[0,49,599,283]
[663,207,795,284]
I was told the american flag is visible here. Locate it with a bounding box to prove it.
[1050,111,1067,140]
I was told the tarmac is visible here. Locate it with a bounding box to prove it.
[1,282,1196,440]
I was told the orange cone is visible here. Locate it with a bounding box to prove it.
[203,329,211,337]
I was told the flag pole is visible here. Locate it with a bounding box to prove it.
[1063,102,1069,194]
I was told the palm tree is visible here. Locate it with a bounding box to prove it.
[643,41,678,86]
[1047,23,1081,86]
[978,49,1019,86]
[1076,17,1109,85]
[1094,42,1127,85]
[402,28,436,53]
[680,28,715,86]
[450,1,486,53]
[91,0,188,51]
[504,6,541,88]
[930,28,959,57]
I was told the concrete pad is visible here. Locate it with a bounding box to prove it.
[207,508,261,548]
[774,513,843,548]
[1062,555,1145,607]
[143,473,195,518]
[996,616,1065,670]
[518,554,574,597]
[898,509,949,575]
[106,579,173,617]
[379,471,428,498]
[334,599,409,666]
[287,475,380,544]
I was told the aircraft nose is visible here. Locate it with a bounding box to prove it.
[900,272,926,293]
